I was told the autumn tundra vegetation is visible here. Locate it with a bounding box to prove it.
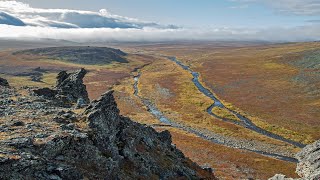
[0,42,319,179]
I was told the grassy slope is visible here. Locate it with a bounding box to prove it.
[159,127,298,180]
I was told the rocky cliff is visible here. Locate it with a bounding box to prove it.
[269,140,320,180]
[0,69,215,180]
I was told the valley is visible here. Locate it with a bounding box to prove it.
[0,42,319,179]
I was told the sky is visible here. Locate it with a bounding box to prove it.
[1,0,320,42]
[16,0,320,28]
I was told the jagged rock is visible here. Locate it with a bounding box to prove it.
[55,68,89,105]
[33,68,90,107]
[56,71,68,87]
[84,90,214,179]
[269,140,320,180]
[296,140,320,180]
[0,87,215,179]
[0,77,9,87]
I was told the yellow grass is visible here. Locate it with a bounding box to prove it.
[211,107,240,121]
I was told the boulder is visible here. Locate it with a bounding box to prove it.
[0,77,9,87]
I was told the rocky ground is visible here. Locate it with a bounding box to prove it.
[0,69,215,180]
[269,140,320,180]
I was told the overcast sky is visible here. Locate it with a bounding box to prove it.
[0,0,320,42]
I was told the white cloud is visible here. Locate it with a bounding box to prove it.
[0,1,319,42]
[0,24,319,42]
[0,1,177,29]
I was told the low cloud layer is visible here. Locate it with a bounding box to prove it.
[1,24,320,42]
[0,1,320,42]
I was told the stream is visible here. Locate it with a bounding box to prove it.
[167,56,305,149]
[133,70,298,163]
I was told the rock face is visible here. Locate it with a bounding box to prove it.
[33,68,90,107]
[0,70,215,179]
[55,68,90,104]
[295,140,320,180]
[0,77,9,87]
[269,140,320,180]
[83,91,213,179]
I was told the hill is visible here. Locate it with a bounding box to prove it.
[14,46,128,65]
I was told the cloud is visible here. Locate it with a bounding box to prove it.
[0,1,177,29]
[0,11,25,26]
[0,1,319,42]
[0,24,320,42]
[232,0,320,15]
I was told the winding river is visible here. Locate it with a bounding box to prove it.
[133,70,298,163]
[167,56,305,149]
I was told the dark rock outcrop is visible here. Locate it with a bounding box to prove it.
[0,77,9,87]
[33,88,57,99]
[83,90,213,179]
[33,68,90,107]
[269,140,320,180]
[55,68,90,104]
[0,76,215,179]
